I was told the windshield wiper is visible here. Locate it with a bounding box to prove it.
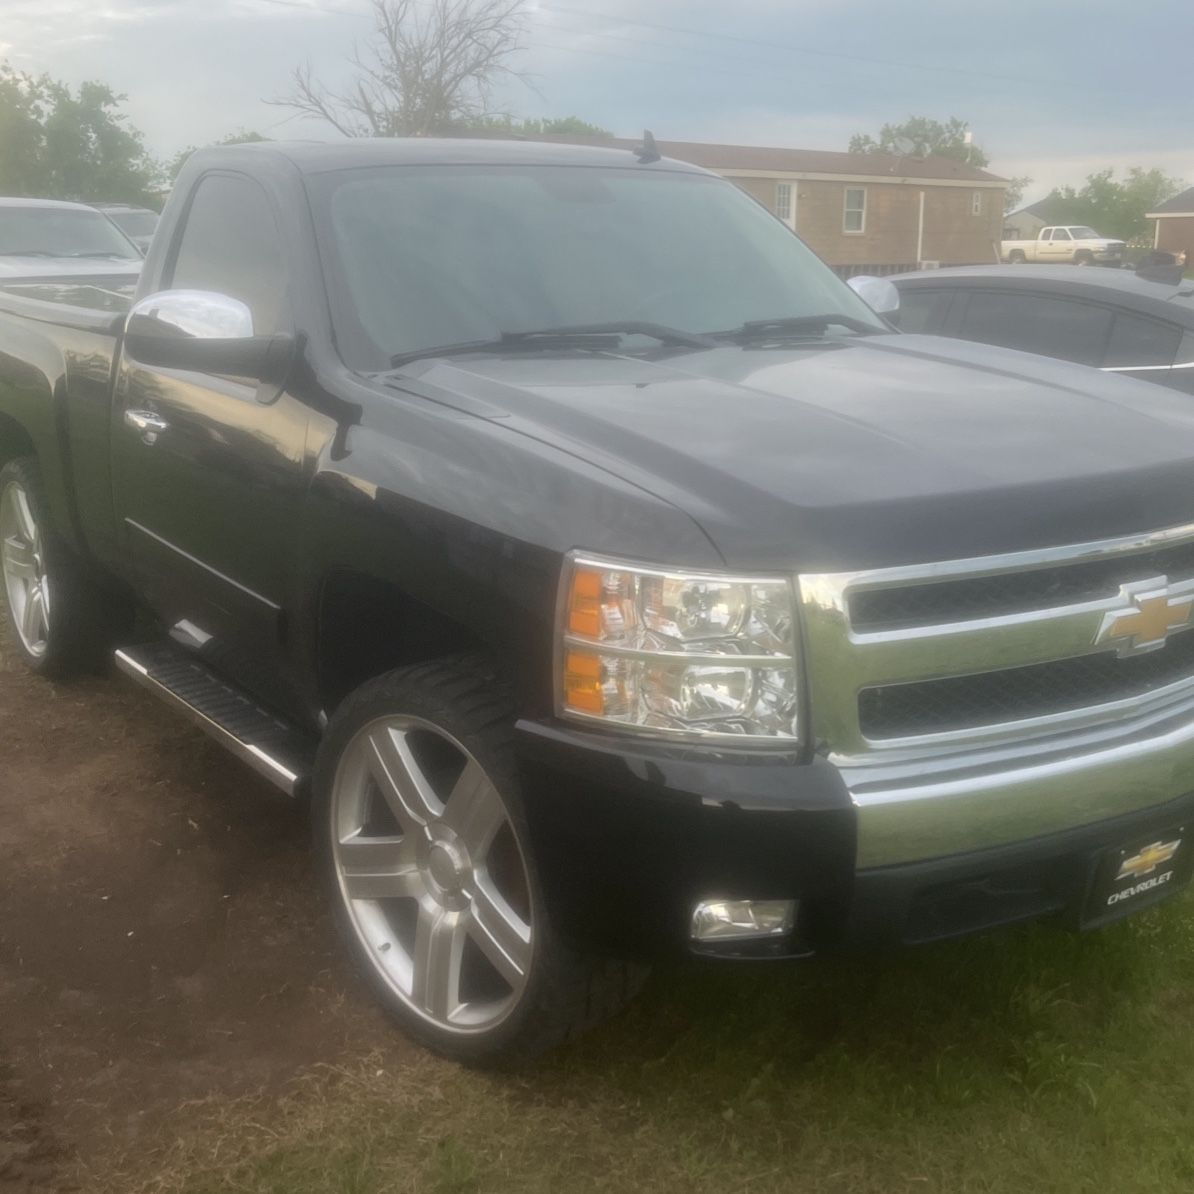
[67,251,136,260]
[388,321,717,368]
[3,249,56,257]
[713,314,884,342]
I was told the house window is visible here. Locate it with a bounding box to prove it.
[972,191,983,217]
[843,187,866,233]
[775,183,792,226]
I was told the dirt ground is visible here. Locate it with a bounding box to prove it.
[0,632,406,1191]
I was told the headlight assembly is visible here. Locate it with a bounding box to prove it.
[556,553,800,742]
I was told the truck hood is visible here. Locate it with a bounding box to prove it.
[402,334,1194,572]
[0,255,141,279]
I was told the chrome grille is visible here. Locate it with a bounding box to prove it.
[799,520,1194,760]
[859,626,1194,739]
[849,540,1194,631]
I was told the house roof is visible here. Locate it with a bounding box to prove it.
[1148,187,1194,217]
[1006,197,1067,221]
[531,135,1007,184]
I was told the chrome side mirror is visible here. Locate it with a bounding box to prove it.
[124,289,293,384]
[847,275,901,317]
[128,289,255,340]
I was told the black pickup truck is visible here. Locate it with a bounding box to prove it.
[6,139,1194,1063]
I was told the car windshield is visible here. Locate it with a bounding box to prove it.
[0,206,141,259]
[311,163,888,370]
[104,209,158,237]
[1068,226,1099,239]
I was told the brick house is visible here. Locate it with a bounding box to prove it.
[538,136,1007,273]
[1148,188,1194,264]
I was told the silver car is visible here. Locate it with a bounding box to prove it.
[0,197,143,281]
[92,202,159,255]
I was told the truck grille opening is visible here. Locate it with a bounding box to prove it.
[850,540,1194,632]
[859,626,1194,739]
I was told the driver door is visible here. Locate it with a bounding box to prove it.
[112,171,309,717]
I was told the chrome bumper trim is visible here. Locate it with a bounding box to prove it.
[846,699,1194,867]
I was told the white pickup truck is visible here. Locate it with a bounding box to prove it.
[1001,225,1126,266]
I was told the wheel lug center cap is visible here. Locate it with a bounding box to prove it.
[427,840,468,890]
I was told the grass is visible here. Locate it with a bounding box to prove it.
[103,890,1194,1194]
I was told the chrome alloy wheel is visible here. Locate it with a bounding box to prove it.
[0,478,50,658]
[330,715,534,1034]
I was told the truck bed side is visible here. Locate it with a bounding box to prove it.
[0,280,130,565]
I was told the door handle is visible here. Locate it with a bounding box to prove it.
[124,408,170,445]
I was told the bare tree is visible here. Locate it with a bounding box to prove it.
[271,0,527,138]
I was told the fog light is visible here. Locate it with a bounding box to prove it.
[690,899,796,942]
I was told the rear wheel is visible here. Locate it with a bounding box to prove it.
[1008,250,1027,264]
[0,457,127,676]
[313,656,645,1065]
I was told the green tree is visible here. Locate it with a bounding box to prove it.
[1042,167,1184,241]
[167,130,269,182]
[0,62,158,203]
[1002,176,1031,214]
[849,116,989,168]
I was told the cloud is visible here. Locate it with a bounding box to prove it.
[2,0,1188,185]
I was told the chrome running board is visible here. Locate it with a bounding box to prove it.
[114,643,315,796]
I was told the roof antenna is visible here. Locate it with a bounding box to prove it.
[635,129,661,164]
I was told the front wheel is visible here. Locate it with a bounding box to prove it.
[312,656,645,1065]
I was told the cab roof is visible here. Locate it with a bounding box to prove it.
[191,137,711,176]
[895,264,1194,309]
[0,197,106,211]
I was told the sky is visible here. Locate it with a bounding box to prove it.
[2,0,1191,205]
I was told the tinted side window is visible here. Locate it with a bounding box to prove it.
[957,291,1111,366]
[895,288,952,334]
[169,174,286,336]
[1105,312,1182,368]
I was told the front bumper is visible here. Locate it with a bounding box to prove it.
[515,720,1194,960]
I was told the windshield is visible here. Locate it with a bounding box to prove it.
[312,164,887,370]
[1068,226,1100,239]
[105,208,158,237]
[0,206,141,259]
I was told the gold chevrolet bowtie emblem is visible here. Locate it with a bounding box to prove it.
[1095,577,1194,657]
[1116,839,1182,881]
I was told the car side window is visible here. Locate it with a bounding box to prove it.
[894,288,952,334]
[956,290,1112,366]
[167,174,287,337]
[1054,229,1072,241]
[1105,313,1182,369]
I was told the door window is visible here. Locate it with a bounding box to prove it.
[1105,313,1182,368]
[895,288,952,334]
[168,174,287,336]
[956,290,1112,365]
[1053,229,1072,241]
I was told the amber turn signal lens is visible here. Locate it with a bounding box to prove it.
[567,567,603,638]
[563,649,603,714]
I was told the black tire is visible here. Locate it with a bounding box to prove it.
[1074,252,1093,266]
[312,654,646,1066]
[0,456,130,677]
[1008,250,1027,264]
